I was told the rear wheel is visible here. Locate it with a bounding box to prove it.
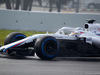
[35,36,59,60]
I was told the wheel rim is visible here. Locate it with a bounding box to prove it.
[11,34,26,43]
[42,38,59,58]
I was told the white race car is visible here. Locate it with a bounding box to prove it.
[0,19,100,60]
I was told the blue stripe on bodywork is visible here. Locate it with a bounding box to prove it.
[3,40,26,53]
[96,34,100,36]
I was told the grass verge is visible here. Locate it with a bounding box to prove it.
[0,29,45,45]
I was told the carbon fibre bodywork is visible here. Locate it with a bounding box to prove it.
[58,38,100,57]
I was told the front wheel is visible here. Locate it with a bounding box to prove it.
[35,36,60,60]
[4,32,26,56]
[4,32,26,45]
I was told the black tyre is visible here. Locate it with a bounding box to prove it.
[4,32,26,56]
[35,36,59,60]
[4,32,26,45]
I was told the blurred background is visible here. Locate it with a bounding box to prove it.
[0,0,100,13]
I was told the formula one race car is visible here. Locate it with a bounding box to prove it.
[0,19,100,60]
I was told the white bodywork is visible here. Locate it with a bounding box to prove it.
[1,20,100,53]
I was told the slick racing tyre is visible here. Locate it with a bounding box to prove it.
[4,32,26,56]
[35,36,59,60]
[4,32,26,45]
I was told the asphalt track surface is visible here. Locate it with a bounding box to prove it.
[0,55,100,75]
